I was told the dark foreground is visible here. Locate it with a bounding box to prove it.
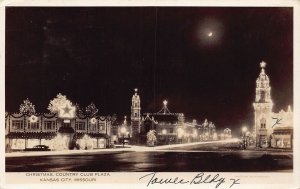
[6,150,292,172]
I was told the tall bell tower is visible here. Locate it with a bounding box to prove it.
[253,61,273,147]
[131,88,141,143]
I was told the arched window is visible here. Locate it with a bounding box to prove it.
[260,91,266,102]
[260,118,266,129]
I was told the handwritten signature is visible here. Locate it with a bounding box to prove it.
[139,172,240,188]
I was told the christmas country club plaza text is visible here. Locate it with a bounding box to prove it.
[25,173,110,177]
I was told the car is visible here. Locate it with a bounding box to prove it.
[24,145,51,151]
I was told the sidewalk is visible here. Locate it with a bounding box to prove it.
[244,146,293,153]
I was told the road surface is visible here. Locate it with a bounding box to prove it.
[6,150,292,172]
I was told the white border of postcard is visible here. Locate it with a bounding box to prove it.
[0,0,299,189]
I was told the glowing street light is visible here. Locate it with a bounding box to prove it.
[177,128,185,143]
[241,126,248,149]
[192,130,198,142]
[161,129,167,144]
[213,133,218,140]
[193,130,197,138]
[120,127,126,148]
[205,132,209,141]
[120,127,126,134]
[177,128,184,138]
[242,126,248,133]
[220,133,225,140]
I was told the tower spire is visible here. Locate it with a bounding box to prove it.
[255,61,271,103]
[131,88,141,121]
[260,61,266,75]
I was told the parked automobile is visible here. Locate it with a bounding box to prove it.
[24,145,50,151]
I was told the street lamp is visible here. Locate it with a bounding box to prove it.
[205,132,209,141]
[246,131,251,147]
[120,127,126,148]
[220,133,224,140]
[177,128,184,143]
[241,126,248,149]
[193,130,198,142]
[242,126,247,133]
[213,133,218,141]
[162,129,167,144]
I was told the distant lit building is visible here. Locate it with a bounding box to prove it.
[128,89,218,145]
[196,119,217,141]
[253,62,293,148]
[271,108,293,148]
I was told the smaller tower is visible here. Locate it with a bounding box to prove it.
[130,88,141,143]
[131,88,141,121]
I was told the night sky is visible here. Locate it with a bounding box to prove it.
[5,7,293,134]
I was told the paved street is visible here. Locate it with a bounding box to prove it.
[6,140,292,172]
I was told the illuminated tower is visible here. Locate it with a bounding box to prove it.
[131,88,141,143]
[253,61,273,147]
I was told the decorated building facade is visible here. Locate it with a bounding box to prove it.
[5,95,112,151]
[253,62,293,148]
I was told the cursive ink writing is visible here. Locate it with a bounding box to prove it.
[139,172,189,186]
[190,172,225,188]
[139,172,241,188]
[230,178,240,187]
[272,117,282,128]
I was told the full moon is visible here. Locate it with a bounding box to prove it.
[208,32,213,37]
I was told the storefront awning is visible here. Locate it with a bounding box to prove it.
[6,132,57,139]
